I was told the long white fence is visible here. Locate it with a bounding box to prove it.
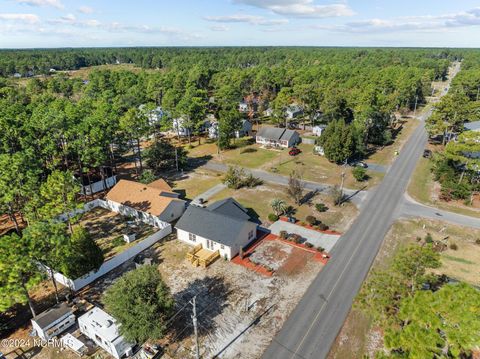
[51,199,172,291]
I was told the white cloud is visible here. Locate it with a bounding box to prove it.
[78,6,94,14]
[204,14,288,26]
[233,0,354,18]
[209,25,229,31]
[14,0,63,9]
[319,7,480,33]
[0,13,39,23]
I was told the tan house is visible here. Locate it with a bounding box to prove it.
[106,179,186,226]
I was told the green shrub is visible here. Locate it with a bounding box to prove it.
[352,167,368,182]
[243,173,263,188]
[476,239,480,245]
[425,233,433,244]
[112,236,125,247]
[316,246,325,252]
[449,243,458,250]
[305,215,317,225]
[279,230,288,239]
[318,223,329,231]
[315,203,328,212]
[268,213,279,222]
[305,242,314,248]
[240,147,257,154]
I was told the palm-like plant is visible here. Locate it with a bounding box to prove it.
[270,198,287,216]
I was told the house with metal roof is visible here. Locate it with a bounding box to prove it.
[78,306,133,359]
[464,120,480,132]
[175,198,258,261]
[31,302,76,341]
[256,127,300,148]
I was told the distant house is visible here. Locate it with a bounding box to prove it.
[13,73,22,78]
[285,105,303,119]
[139,105,165,126]
[208,119,252,139]
[208,121,219,139]
[235,119,253,138]
[239,101,249,113]
[312,125,327,137]
[78,307,133,359]
[256,127,300,148]
[172,117,192,137]
[31,302,76,341]
[49,68,57,73]
[263,108,274,117]
[464,120,480,132]
[106,179,186,227]
[176,198,258,260]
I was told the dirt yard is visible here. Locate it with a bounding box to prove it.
[77,207,157,260]
[145,236,324,359]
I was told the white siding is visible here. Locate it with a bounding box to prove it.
[177,221,257,260]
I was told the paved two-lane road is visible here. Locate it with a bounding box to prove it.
[262,63,462,359]
[262,117,429,359]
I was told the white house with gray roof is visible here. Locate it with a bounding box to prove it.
[256,127,300,148]
[31,302,76,341]
[175,198,258,260]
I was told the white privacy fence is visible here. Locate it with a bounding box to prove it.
[50,199,171,291]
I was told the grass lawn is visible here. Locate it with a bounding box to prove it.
[329,217,480,358]
[66,63,151,79]
[272,144,383,190]
[366,118,420,166]
[408,157,480,218]
[208,182,358,232]
[218,143,280,169]
[171,169,223,200]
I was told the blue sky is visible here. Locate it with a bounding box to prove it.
[1,0,480,48]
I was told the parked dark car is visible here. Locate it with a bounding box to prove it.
[355,162,368,168]
[289,147,301,156]
[423,149,432,158]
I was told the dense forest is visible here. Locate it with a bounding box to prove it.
[0,47,471,320]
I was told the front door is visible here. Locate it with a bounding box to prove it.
[206,240,214,250]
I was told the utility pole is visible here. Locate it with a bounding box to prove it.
[340,159,347,201]
[174,146,179,172]
[413,95,418,117]
[192,296,200,359]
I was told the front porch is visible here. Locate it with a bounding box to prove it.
[186,244,220,268]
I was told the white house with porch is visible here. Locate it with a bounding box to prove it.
[175,198,258,261]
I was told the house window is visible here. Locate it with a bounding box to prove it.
[248,230,254,240]
[189,233,196,242]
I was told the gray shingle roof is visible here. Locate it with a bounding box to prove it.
[33,302,73,329]
[175,198,254,247]
[257,127,298,141]
[464,121,480,131]
[206,198,250,220]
